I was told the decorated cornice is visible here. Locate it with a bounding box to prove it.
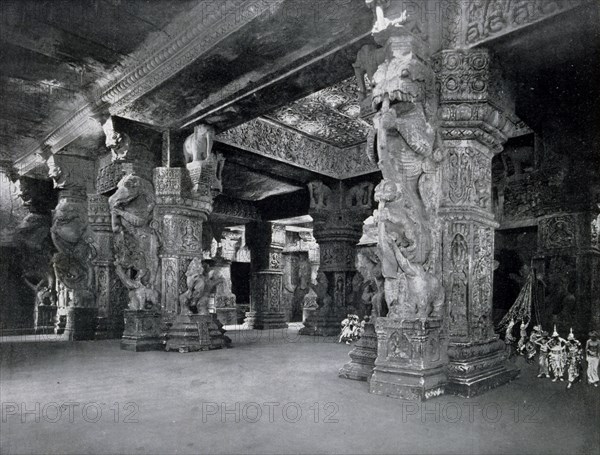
[216,118,377,179]
[460,0,588,48]
[14,0,281,176]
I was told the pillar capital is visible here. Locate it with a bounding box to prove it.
[46,154,95,201]
[434,48,517,154]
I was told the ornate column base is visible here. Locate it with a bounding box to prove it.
[165,314,228,353]
[35,305,57,334]
[369,318,448,401]
[339,320,377,381]
[446,339,519,397]
[216,308,237,326]
[64,308,98,341]
[121,310,162,352]
[299,311,342,337]
[244,312,288,330]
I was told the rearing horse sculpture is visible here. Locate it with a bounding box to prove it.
[109,174,160,309]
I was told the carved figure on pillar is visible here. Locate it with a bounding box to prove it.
[108,174,160,311]
[183,124,224,195]
[179,258,224,316]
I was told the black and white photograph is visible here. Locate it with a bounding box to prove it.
[0,1,599,454]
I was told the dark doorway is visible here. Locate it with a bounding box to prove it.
[231,262,251,323]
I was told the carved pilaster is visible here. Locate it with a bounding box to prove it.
[244,222,287,330]
[435,47,519,396]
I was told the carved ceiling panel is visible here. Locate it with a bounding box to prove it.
[265,77,369,148]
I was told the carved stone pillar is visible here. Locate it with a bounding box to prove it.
[211,240,237,326]
[10,175,57,334]
[435,48,519,396]
[244,222,288,330]
[351,6,451,399]
[300,180,373,336]
[155,125,229,351]
[46,153,97,340]
[87,194,126,338]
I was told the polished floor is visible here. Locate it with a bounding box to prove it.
[1,325,599,455]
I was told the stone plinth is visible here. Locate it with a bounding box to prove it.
[369,318,448,401]
[446,339,519,397]
[121,310,162,351]
[165,313,228,352]
[339,320,377,381]
[64,308,98,341]
[244,312,288,330]
[298,313,341,337]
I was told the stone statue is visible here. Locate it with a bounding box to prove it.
[183,124,216,164]
[179,258,224,315]
[109,174,160,310]
[50,199,95,308]
[361,32,445,320]
[313,270,333,314]
[380,222,445,319]
[307,181,332,210]
[356,247,385,319]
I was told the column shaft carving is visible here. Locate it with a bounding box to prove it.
[435,47,519,396]
[244,222,288,330]
[47,154,97,340]
[300,180,373,336]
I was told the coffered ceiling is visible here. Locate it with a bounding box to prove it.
[264,77,370,148]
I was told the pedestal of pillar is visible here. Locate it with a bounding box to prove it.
[165,313,228,352]
[446,339,519,397]
[244,312,288,330]
[35,305,57,334]
[369,318,448,401]
[121,310,162,351]
[298,311,342,336]
[339,320,377,381]
[64,308,98,341]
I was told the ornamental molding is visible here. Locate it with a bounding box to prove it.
[463,0,588,48]
[216,118,377,179]
[14,0,281,176]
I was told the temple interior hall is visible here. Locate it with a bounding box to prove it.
[1,1,599,454]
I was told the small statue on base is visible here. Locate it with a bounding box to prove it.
[586,330,599,387]
[565,328,582,389]
[547,326,567,382]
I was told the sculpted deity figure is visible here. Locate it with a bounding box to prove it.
[179,258,224,315]
[108,174,160,310]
